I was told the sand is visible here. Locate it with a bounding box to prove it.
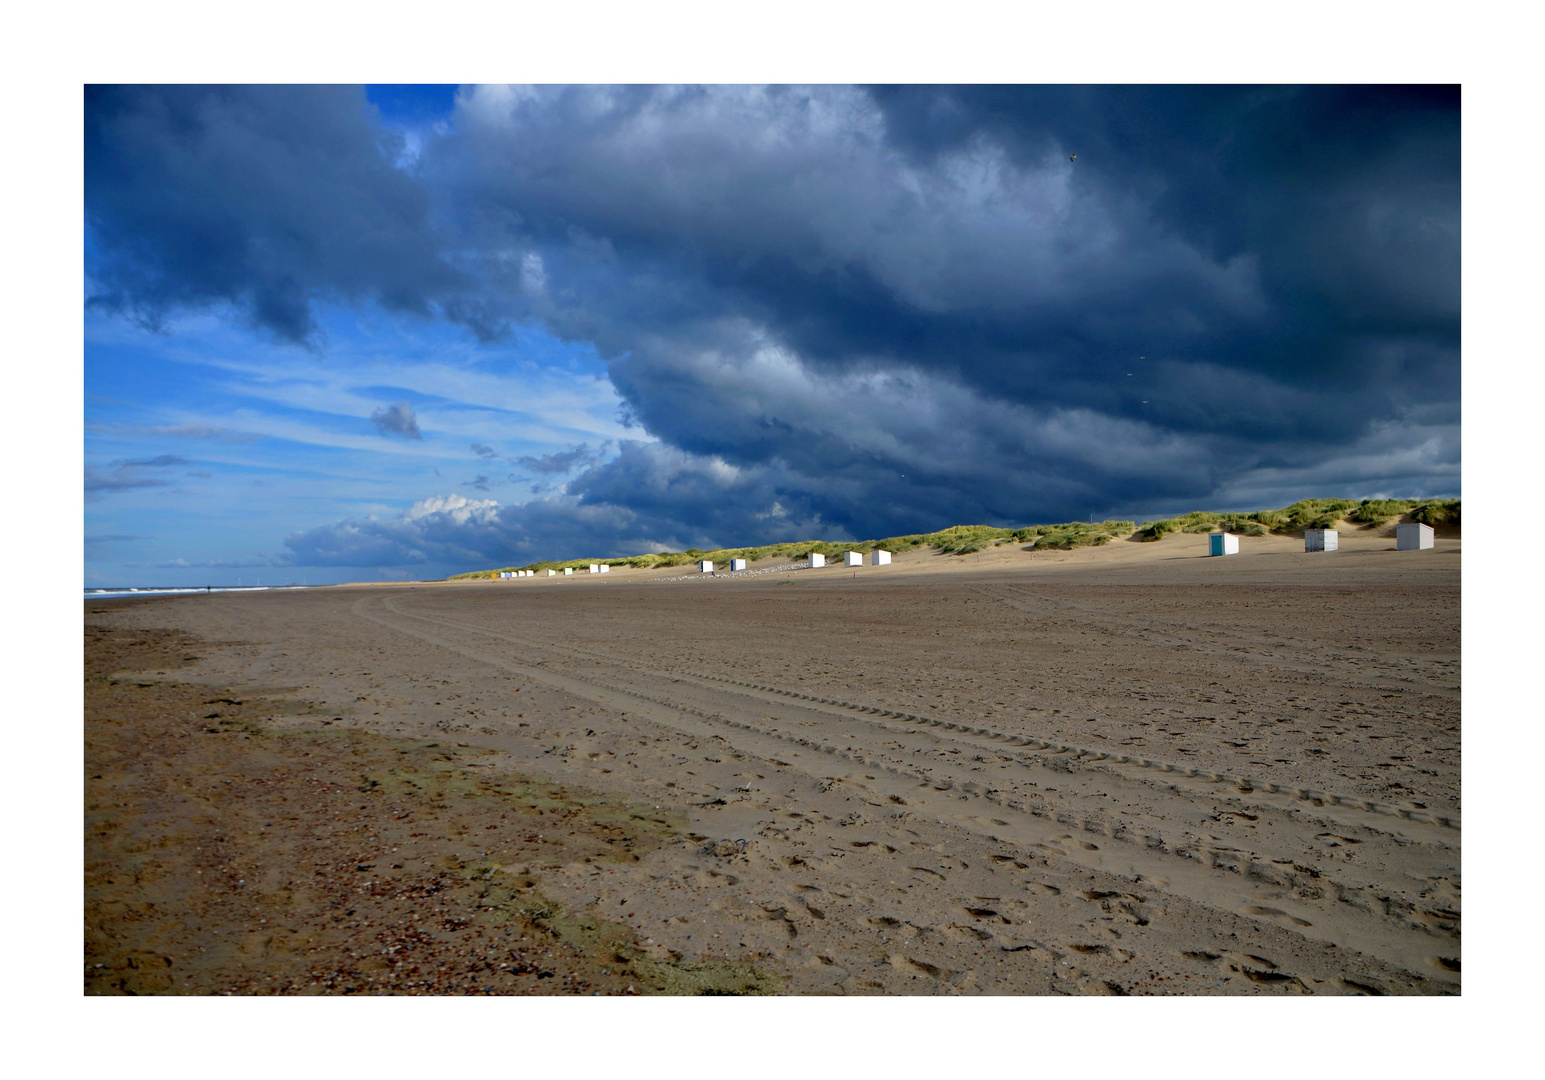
[85,526,1460,995]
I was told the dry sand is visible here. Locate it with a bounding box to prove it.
[85,526,1459,995]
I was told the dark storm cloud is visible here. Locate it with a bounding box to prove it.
[93,85,1459,561]
[85,85,502,344]
[370,401,422,439]
[514,443,603,475]
[423,84,1456,533]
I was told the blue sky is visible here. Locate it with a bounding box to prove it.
[85,303,631,584]
[84,84,1461,586]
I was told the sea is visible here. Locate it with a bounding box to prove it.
[84,585,309,601]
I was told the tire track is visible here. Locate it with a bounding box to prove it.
[385,596,1458,834]
[357,595,1460,983]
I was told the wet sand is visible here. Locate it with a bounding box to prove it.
[85,527,1460,994]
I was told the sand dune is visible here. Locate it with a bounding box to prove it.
[85,528,1459,994]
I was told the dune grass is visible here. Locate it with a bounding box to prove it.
[445,497,1457,578]
[1132,497,1458,542]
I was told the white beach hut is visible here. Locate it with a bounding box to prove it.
[871,550,892,565]
[545,569,556,576]
[1304,529,1338,552]
[563,567,573,576]
[1209,533,1240,556]
[589,564,601,573]
[1397,522,1435,550]
[809,553,826,568]
[698,560,714,573]
[844,551,863,567]
[599,564,610,573]
[730,558,747,571]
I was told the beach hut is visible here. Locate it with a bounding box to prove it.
[1397,522,1435,550]
[871,550,891,565]
[730,558,747,571]
[545,569,556,576]
[589,564,600,573]
[1305,529,1338,552]
[599,564,610,573]
[1209,533,1240,556]
[563,567,573,576]
[809,553,826,568]
[698,560,714,573]
[844,551,863,567]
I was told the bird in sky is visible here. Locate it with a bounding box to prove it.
[1069,153,1077,162]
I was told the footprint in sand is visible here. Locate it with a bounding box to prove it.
[1241,904,1312,927]
[889,954,952,980]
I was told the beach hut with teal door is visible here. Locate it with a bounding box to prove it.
[1209,533,1239,556]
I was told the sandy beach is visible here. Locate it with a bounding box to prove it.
[85,526,1459,995]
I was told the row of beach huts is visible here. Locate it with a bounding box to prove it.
[1212,522,1436,556]
[496,549,894,579]
[499,563,613,578]
[695,550,892,573]
[496,524,1437,579]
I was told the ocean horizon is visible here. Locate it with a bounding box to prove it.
[84,585,309,600]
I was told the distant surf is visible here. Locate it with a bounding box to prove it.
[83,585,306,600]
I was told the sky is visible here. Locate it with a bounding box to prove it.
[84,83,1460,586]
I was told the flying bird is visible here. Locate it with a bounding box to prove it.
[1069,153,1077,162]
